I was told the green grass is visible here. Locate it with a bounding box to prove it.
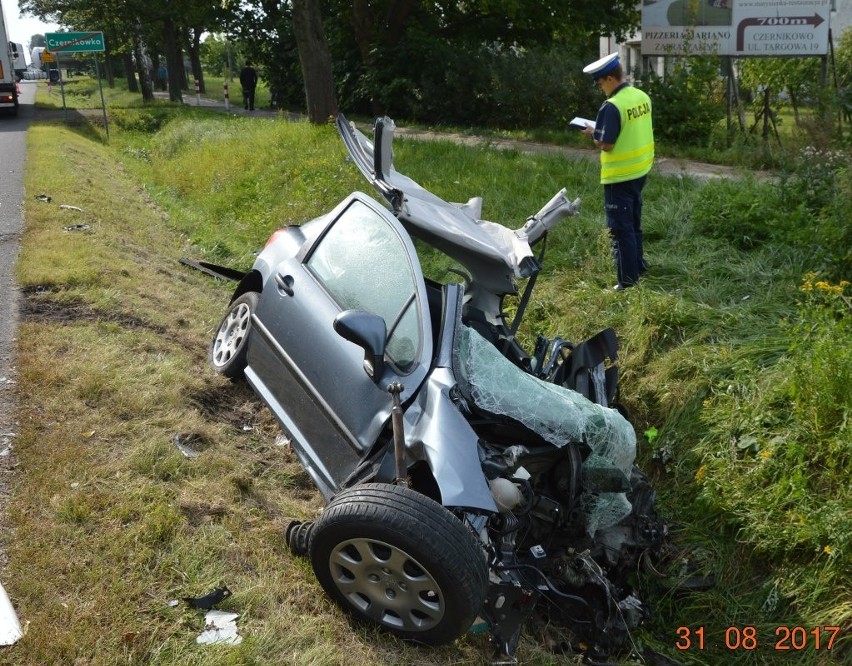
[34,75,836,170]
[6,98,850,665]
[34,76,171,110]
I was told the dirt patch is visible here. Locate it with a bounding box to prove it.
[180,499,228,527]
[393,127,772,182]
[0,376,18,572]
[20,286,170,334]
[188,384,271,433]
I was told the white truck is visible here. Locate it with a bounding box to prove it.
[11,41,25,78]
[0,0,19,115]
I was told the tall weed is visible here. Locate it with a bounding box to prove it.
[690,149,850,280]
[695,275,851,637]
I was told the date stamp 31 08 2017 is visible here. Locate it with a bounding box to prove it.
[676,626,843,652]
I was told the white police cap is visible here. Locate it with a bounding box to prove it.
[583,53,620,79]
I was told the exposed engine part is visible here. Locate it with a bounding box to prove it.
[481,576,541,662]
[284,520,314,556]
[617,594,647,629]
[489,478,524,513]
[552,453,583,507]
[493,512,522,560]
[555,550,605,586]
[530,494,562,526]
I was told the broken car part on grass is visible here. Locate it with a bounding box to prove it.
[207,115,667,662]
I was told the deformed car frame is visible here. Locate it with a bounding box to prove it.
[209,115,665,661]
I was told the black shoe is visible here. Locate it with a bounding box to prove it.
[612,282,635,292]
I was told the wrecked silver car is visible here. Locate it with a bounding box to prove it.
[209,115,665,661]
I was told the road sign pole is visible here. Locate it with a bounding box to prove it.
[95,55,109,140]
[44,30,108,132]
[56,53,67,120]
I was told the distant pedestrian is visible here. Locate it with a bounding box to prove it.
[157,63,168,91]
[239,62,258,111]
[582,53,654,291]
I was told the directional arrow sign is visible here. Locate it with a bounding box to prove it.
[736,13,825,51]
[641,0,831,57]
[45,32,106,53]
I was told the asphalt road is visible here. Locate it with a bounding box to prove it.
[0,81,36,479]
[0,80,36,643]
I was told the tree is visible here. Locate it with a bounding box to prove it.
[740,56,825,124]
[316,0,637,119]
[20,0,232,102]
[292,0,337,122]
[199,34,229,77]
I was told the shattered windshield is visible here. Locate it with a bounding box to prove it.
[454,324,637,535]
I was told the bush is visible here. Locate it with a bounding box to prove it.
[777,148,852,280]
[638,55,726,146]
[111,108,178,133]
[339,36,598,130]
[689,178,798,250]
[690,148,851,279]
[696,275,851,634]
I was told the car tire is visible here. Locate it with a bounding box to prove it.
[209,291,258,379]
[309,483,488,646]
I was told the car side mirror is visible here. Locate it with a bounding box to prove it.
[333,310,387,381]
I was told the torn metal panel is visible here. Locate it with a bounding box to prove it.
[337,115,580,297]
[179,258,247,282]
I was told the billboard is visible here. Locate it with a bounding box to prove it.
[642,0,831,56]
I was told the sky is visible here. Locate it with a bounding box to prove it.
[2,0,60,64]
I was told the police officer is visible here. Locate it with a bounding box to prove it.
[582,53,654,291]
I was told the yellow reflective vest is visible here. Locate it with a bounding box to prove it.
[600,86,654,184]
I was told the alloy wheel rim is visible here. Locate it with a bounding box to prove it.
[212,302,250,367]
[328,537,445,632]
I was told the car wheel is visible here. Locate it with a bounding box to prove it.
[309,483,487,646]
[209,291,258,379]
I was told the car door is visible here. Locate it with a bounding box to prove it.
[245,193,433,498]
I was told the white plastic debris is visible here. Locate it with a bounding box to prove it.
[196,610,242,646]
[172,434,201,458]
[0,580,23,646]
